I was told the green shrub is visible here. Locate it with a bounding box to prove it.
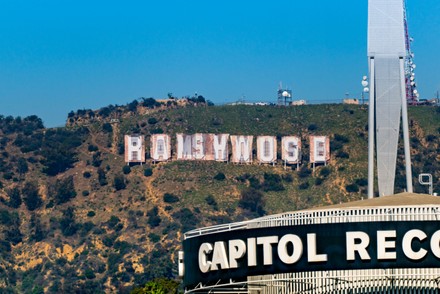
[213,172,226,181]
[298,166,312,178]
[22,182,42,211]
[205,195,218,210]
[113,175,126,191]
[315,177,323,186]
[355,178,368,187]
[147,206,161,228]
[336,151,349,159]
[107,215,120,229]
[97,168,107,186]
[319,167,331,178]
[144,168,153,177]
[148,233,160,243]
[88,144,98,152]
[82,190,90,197]
[60,207,78,236]
[83,171,91,178]
[346,183,360,193]
[299,182,310,190]
[239,188,265,216]
[262,173,284,192]
[7,187,22,208]
[308,124,318,131]
[163,193,179,203]
[52,176,77,204]
[148,117,158,125]
[122,165,131,175]
[87,211,95,217]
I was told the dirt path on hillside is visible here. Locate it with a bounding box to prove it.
[111,123,119,154]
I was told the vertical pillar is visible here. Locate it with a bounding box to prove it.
[368,58,375,199]
[400,58,413,193]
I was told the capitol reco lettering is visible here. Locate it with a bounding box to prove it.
[198,229,440,273]
[182,221,440,287]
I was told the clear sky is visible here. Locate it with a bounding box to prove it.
[1,1,439,127]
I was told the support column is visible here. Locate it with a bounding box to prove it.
[399,58,413,193]
[368,58,376,199]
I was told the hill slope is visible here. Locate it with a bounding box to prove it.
[0,102,438,293]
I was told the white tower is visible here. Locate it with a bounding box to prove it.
[367,0,413,197]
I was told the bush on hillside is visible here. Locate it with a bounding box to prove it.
[205,195,218,210]
[122,165,131,175]
[213,172,225,181]
[59,207,78,237]
[144,168,153,177]
[346,183,359,193]
[163,193,179,203]
[319,167,331,178]
[148,117,158,125]
[52,176,77,205]
[239,188,265,216]
[22,182,42,211]
[113,175,126,191]
[147,206,161,228]
[7,187,22,209]
[262,173,284,192]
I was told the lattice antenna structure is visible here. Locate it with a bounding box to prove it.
[403,1,419,104]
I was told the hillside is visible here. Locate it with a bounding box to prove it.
[0,100,439,293]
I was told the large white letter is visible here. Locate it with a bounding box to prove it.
[307,234,327,262]
[231,135,253,163]
[402,229,427,260]
[177,134,193,160]
[193,133,205,160]
[346,231,371,261]
[213,134,229,161]
[257,136,276,163]
[430,230,440,259]
[257,236,278,265]
[210,241,230,270]
[229,239,246,268]
[278,234,303,264]
[282,136,300,163]
[248,238,257,266]
[377,230,397,260]
[198,243,213,273]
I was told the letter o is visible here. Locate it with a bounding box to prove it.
[402,229,427,260]
[278,234,303,264]
[430,230,440,259]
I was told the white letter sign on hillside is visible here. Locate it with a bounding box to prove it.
[177,134,195,160]
[150,134,171,161]
[213,134,229,162]
[281,136,301,164]
[124,135,145,163]
[230,135,253,163]
[257,136,277,164]
[310,136,330,164]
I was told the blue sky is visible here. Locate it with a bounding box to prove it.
[1,1,439,127]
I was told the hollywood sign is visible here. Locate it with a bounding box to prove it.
[125,134,330,164]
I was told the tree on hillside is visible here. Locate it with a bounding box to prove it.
[22,182,42,211]
[60,207,78,237]
[131,278,180,294]
[52,176,77,205]
[239,188,265,216]
[17,157,28,177]
[7,186,22,209]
